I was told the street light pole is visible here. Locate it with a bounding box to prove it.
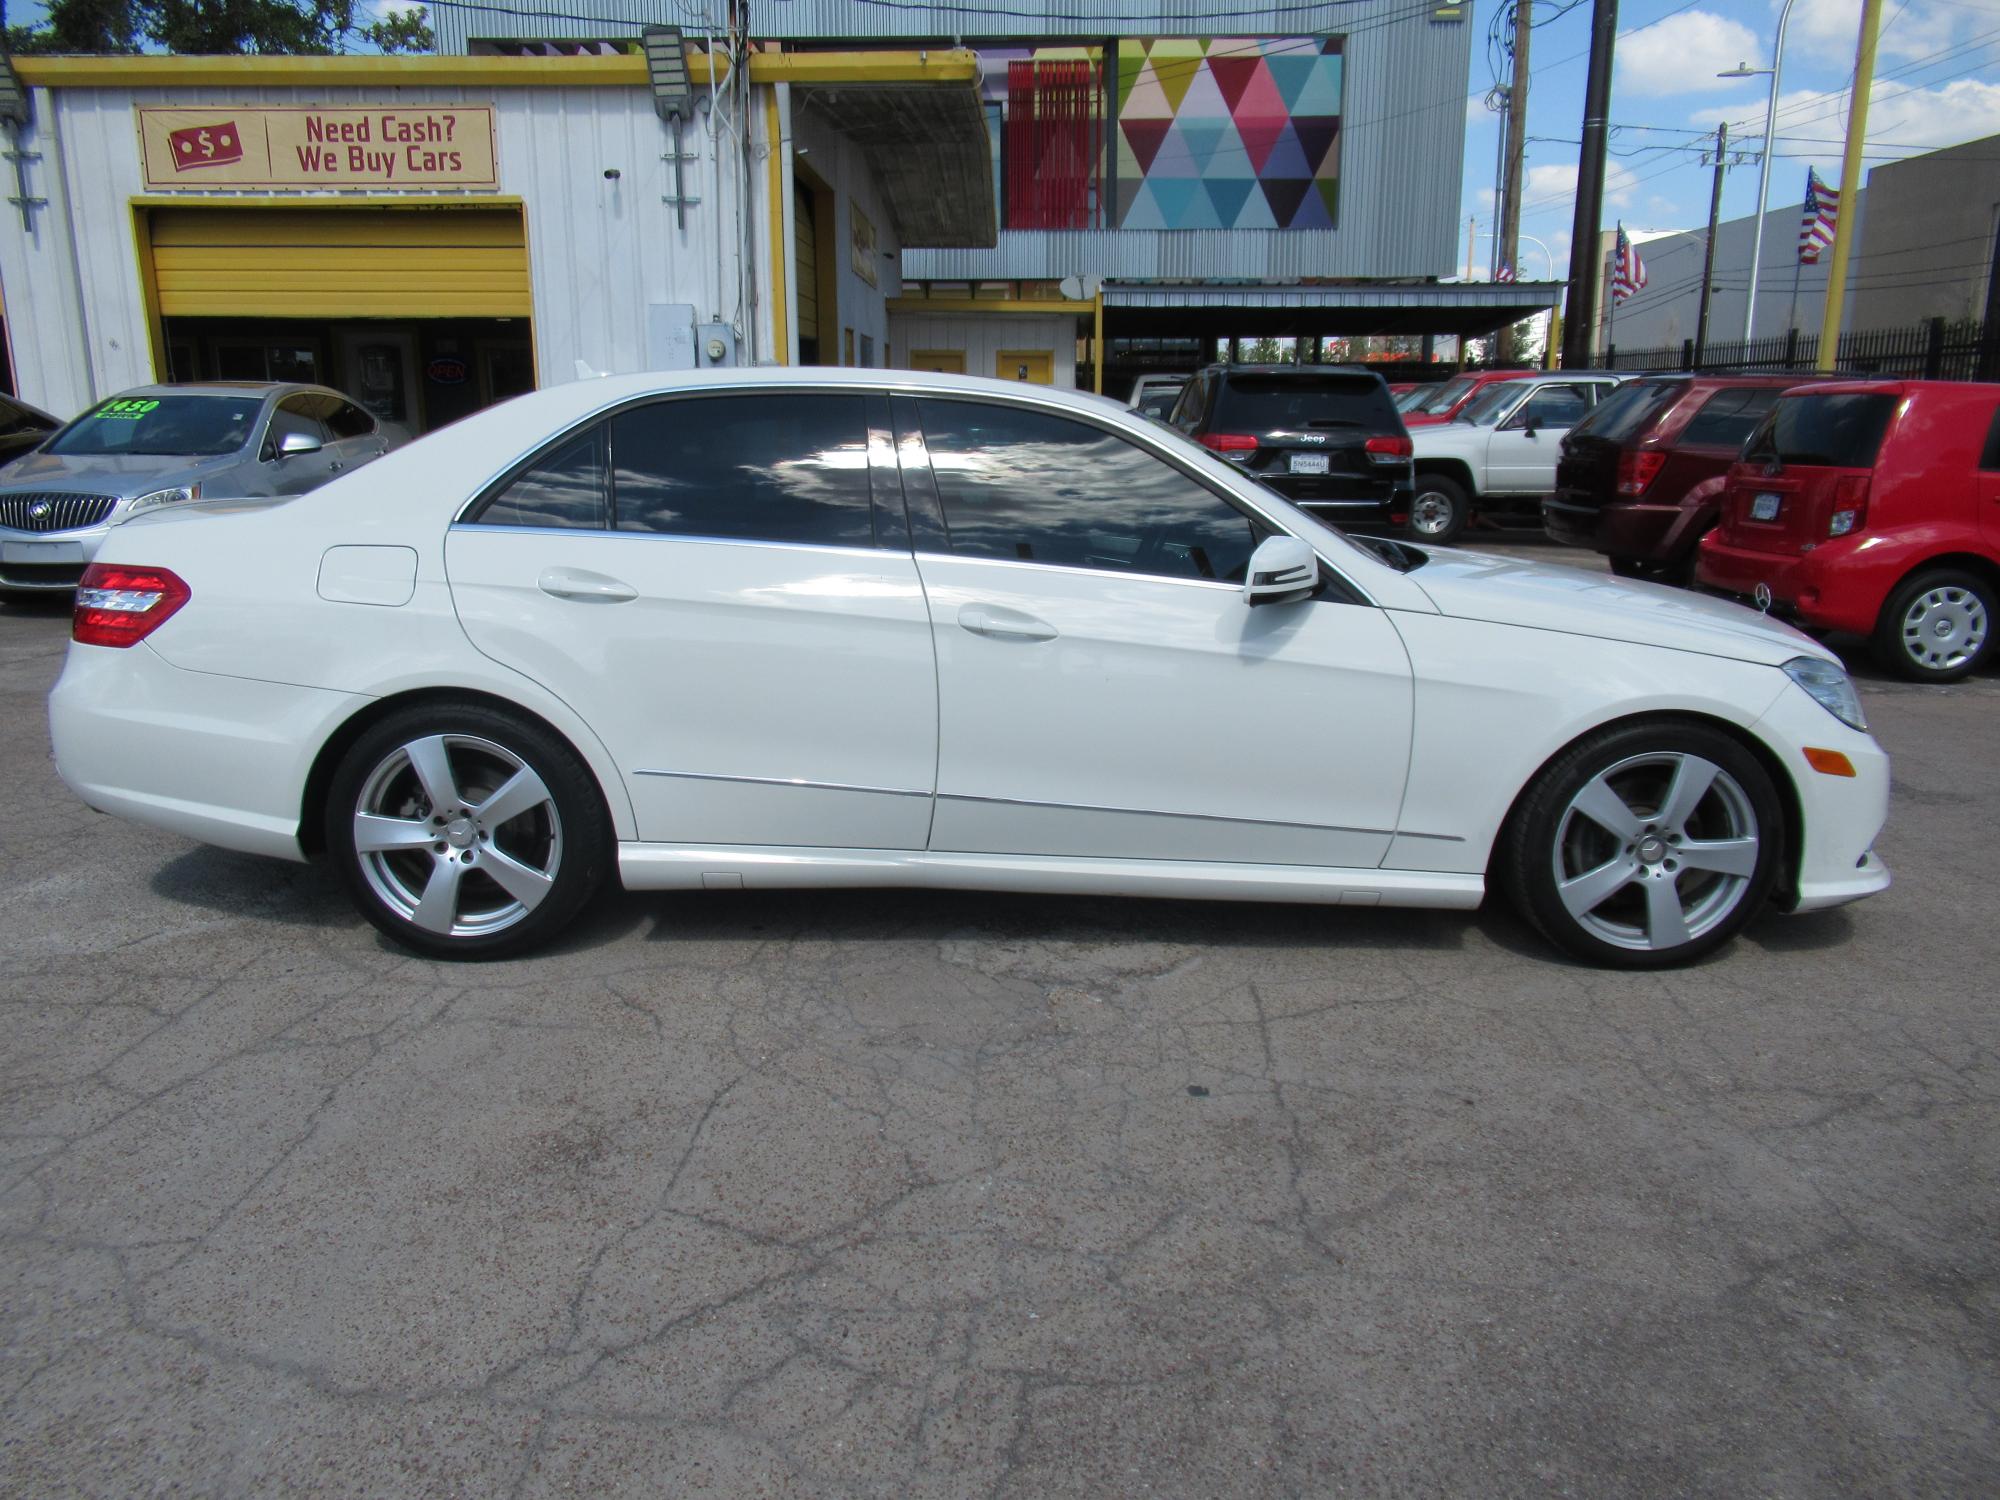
[1721,0,1797,344]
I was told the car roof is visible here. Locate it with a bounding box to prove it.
[1194,363,1381,377]
[108,382,322,401]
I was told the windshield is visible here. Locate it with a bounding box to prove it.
[1743,392,1899,469]
[45,394,262,458]
[1393,386,1435,412]
[1458,381,1527,426]
[1571,379,1682,443]
[1412,375,1476,415]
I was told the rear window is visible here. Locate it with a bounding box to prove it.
[1679,386,1784,448]
[1744,392,1900,469]
[1571,380,1682,443]
[1212,374,1398,434]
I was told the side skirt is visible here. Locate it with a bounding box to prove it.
[616,843,1486,908]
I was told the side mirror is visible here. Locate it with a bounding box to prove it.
[276,429,323,459]
[1243,534,1318,608]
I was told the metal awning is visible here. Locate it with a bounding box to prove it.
[1103,280,1564,339]
[801,84,996,249]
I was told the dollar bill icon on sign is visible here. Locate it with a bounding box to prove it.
[167,122,243,170]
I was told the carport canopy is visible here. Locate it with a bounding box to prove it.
[1102,280,1566,342]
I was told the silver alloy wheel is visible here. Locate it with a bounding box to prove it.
[1409,489,1456,537]
[1899,584,1988,672]
[352,733,563,939]
[1551,751,1760,953]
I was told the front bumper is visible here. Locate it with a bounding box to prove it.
[50,638,371,862]
[1752,679,1892,914]
[0,524,110,590]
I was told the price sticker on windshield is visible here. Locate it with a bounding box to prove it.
[1751,492,1782,522]
[90,399,161,422]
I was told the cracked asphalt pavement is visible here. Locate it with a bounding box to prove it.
[4,545,1997,1497]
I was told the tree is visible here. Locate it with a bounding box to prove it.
[3,0,434,55]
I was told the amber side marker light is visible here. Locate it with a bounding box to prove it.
[1804,747,1857,777]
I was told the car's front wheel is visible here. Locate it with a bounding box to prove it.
[1406,475,1471,545]
[326,701,611,959]
[1873,568,1993,683]
[1501,719,1782,968]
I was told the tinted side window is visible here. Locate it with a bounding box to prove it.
[327,400,376,439]
[478,427,609,529]
[1981,406,2000,471]
[611,394,873,547]
[1169,376,1208,430]
[1744,393,1899,469]
[265,396,327,456]
[1572,379,1682,442]
[1681,387,1782,448]
[1515,385,1589,428]
[918,398,1261,583]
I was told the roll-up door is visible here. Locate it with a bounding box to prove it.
[793,184,820,349]
[148,207,530,319]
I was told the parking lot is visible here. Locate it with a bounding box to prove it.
[3,543,1997,1496]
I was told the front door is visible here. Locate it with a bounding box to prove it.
[335,327,418,429]
[1487,382,1593,493]
[897,395,1414,867]
[445,389,938,849]
[996,350,1054,385]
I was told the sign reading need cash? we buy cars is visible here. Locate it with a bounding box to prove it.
[137,106,498,190]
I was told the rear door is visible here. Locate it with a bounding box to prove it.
[322,397,392,475]
[445,388,939,850]
[1719,390,1902,554]
[1487,382,1593,493]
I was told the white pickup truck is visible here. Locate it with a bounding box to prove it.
[1407,372,1626,543]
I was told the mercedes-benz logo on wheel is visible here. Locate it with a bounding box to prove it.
[1754,582,1773,614]
[27,500,51,520]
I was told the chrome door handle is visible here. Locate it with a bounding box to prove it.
[958,603,1058,641]
[538,567,638,603]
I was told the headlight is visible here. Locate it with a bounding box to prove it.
[1783,655,1866,732]
[124,484,199,518]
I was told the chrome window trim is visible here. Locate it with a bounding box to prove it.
[912,548,1244,593]
[449,522,904,562]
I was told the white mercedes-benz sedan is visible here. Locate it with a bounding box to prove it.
[47,368,1889,966]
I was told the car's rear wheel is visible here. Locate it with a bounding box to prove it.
[1502,719,1782,968]
[326,701,610,959]
[1407,475,1470,545]
[1873,568,1993,683]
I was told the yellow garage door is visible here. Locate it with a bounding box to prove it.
[148,206,530,319]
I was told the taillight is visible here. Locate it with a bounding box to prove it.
[1617,449,1667,496]
[1199,433,1258,462]
[1364,435,1414,465]
[1828,473,1870,538]
[73,564,190,647]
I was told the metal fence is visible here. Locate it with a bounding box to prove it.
[1602,316,2000,382]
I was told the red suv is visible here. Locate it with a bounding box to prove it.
[1544,372,1847,582]
[1403,369,1537,427]
[1698,380,2000,682]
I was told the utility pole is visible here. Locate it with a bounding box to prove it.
[1693,121,1729,368]
[1466,215,1477,280]
[1560,0,1618,369]
[1497,0,1531,363]
[1816,0,1882,371]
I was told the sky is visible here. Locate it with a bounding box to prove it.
[1457,0,2000,281]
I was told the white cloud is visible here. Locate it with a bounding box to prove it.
[1787,0,1964,67]
[1617,10,1765,96]
[1521,159,1642,218]
[1696,75,2000,184]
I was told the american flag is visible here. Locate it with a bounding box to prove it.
[1799,168,1839,263]
[1494,261,1516,283]
[1611,225,1647,302]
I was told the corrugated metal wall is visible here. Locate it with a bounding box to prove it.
[886,312,1079,384]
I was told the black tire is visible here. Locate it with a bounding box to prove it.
[1406,474,1471,545]
[1500,718,1784,969]
[326,699,611,960]
[1872,568,1995,684]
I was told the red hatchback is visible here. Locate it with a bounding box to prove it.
[1698,380,2000,681]
[1403,368,1537,427]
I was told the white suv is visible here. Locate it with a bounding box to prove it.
[1407,372,1626,543]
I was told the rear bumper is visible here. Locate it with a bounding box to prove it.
[1695,534,1881,636]
[0,524,110,591]
[1543,495,1714,563]
[49,639,370,862]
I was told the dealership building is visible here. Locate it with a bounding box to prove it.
[0,1,1555,421]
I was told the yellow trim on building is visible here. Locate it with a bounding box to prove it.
[764,91,789,366]
[886,297,1086,316]
[12,48,975,92]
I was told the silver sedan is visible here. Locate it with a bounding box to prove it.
[0,382,402,596]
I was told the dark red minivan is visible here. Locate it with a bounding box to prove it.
[1697,380,2000,681]
[1544,373,1848,582]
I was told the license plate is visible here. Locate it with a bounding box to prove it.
[1288,453,1330,475]
[1,540,84,564]
[1750,492,1782,522]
